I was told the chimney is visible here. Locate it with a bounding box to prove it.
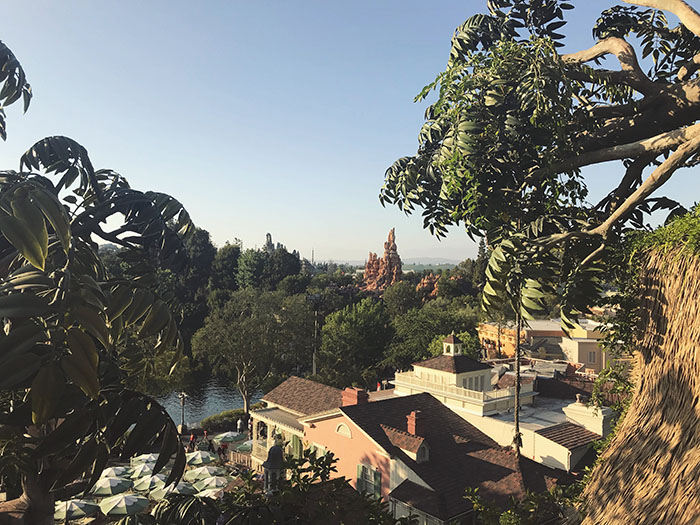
[406,410,426,437]
[342,387,369,406]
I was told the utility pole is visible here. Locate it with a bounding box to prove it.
[513,311,522,456]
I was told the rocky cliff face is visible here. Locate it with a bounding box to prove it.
[416,272,440,300]
[363,229,402,292]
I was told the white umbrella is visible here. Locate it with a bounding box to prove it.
[100,466,132,478]
[99,493,149,516]
[132,474,166,492]
[150,481,197,501]
[130,463,153,479]
[90,476,133,496]
[130,453,158,466]
[193,476,230,492]
[54,499,99,521]
[197,488,224,499]
[186,451,216,465]
[214,431,244,443]
[184,466,226,482]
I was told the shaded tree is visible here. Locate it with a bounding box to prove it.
[0,40,191,522]
[209,241,241,293]
[317,298,392,387]
[383,280,420,317]
[380,0,700,518]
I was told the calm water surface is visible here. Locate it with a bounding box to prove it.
[156,376,262,427]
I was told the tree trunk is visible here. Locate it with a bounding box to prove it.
[0,475,54,525]
[583,250,700,524]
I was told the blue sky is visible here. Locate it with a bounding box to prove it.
[1,2,696,262]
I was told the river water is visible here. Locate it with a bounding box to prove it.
[155,376,262,427]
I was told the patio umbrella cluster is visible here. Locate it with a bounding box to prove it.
[55,448,237,522]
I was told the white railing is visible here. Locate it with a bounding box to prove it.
[394,372,533,403]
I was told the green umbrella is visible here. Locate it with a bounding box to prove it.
[101,466,132,478]
[150,481,196,501]
[90,476,133,496]
[193,476,230,492]
[183,466,226,482]
[54,499,99,521]
[214,431,245,443]
[236,440,252,453]
[132,474,166,492]
[185,451,216,465]
[99,494,149,516]
[130,463,154,479]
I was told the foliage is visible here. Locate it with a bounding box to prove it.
[382,280,420,317]
[380,0,700,334]
[426,330,482,359]
[0,68,193,519]
[199,402,265,432]
[209,241,242,293]
[236,246,301,291]
[192,289,313,415]
[318,297,392,387]
[384,298,480,370]
[150,450,408,524]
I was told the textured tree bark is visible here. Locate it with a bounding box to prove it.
[583,250,700,524]
[0,475,54,525]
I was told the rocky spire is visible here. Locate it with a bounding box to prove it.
[363,228,402,292]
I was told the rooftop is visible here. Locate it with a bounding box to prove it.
[413,354,491,374]
[263,376,342,416]
[253,407,304,432]
[343,393,570,520]
[535,422,600,450]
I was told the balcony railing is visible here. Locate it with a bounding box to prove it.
[393,372,533,403]
[252,442,268,460]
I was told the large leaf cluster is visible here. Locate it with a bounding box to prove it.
[381,36,589,239]
[0,45,194,498]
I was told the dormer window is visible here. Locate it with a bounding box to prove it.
[416,444,429,463]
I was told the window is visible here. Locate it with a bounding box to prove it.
[335,423,352,438]
[588,351,597,364]
[356,463,381,498]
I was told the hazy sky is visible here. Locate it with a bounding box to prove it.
[0,2,696,262]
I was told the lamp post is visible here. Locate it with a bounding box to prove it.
[306,293,321,376]
[177,392,188,434]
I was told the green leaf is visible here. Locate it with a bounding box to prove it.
[0,214,45,270]
[0,352,41,388]
[138,300,170,338]
[0,292,51,318]
[31,364,65,424]
[11,195,48,260]
[72,306,110,348]
[31,188,71,253]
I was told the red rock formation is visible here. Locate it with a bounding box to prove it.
[416,272,440,300]
[363,229,403,292]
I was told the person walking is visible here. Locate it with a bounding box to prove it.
[188,432,196,452]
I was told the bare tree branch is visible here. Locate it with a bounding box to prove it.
[563,37,659,95]
[623,0,700,39]
[591,133,700,236]
[678,52,700,81]
[531,123,700,180]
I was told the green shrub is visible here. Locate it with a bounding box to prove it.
[200,403,265,432]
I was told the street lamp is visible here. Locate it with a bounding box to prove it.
[177,392,188,434]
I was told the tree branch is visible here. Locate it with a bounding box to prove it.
[562,37,658,95]
[531,122,700,179]
[591,133,700,236]
[678,53,700,82]
[623,0,700,39]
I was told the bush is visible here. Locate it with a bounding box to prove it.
[200,403,265,432]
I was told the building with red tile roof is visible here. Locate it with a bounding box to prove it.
[302,392,571,524]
